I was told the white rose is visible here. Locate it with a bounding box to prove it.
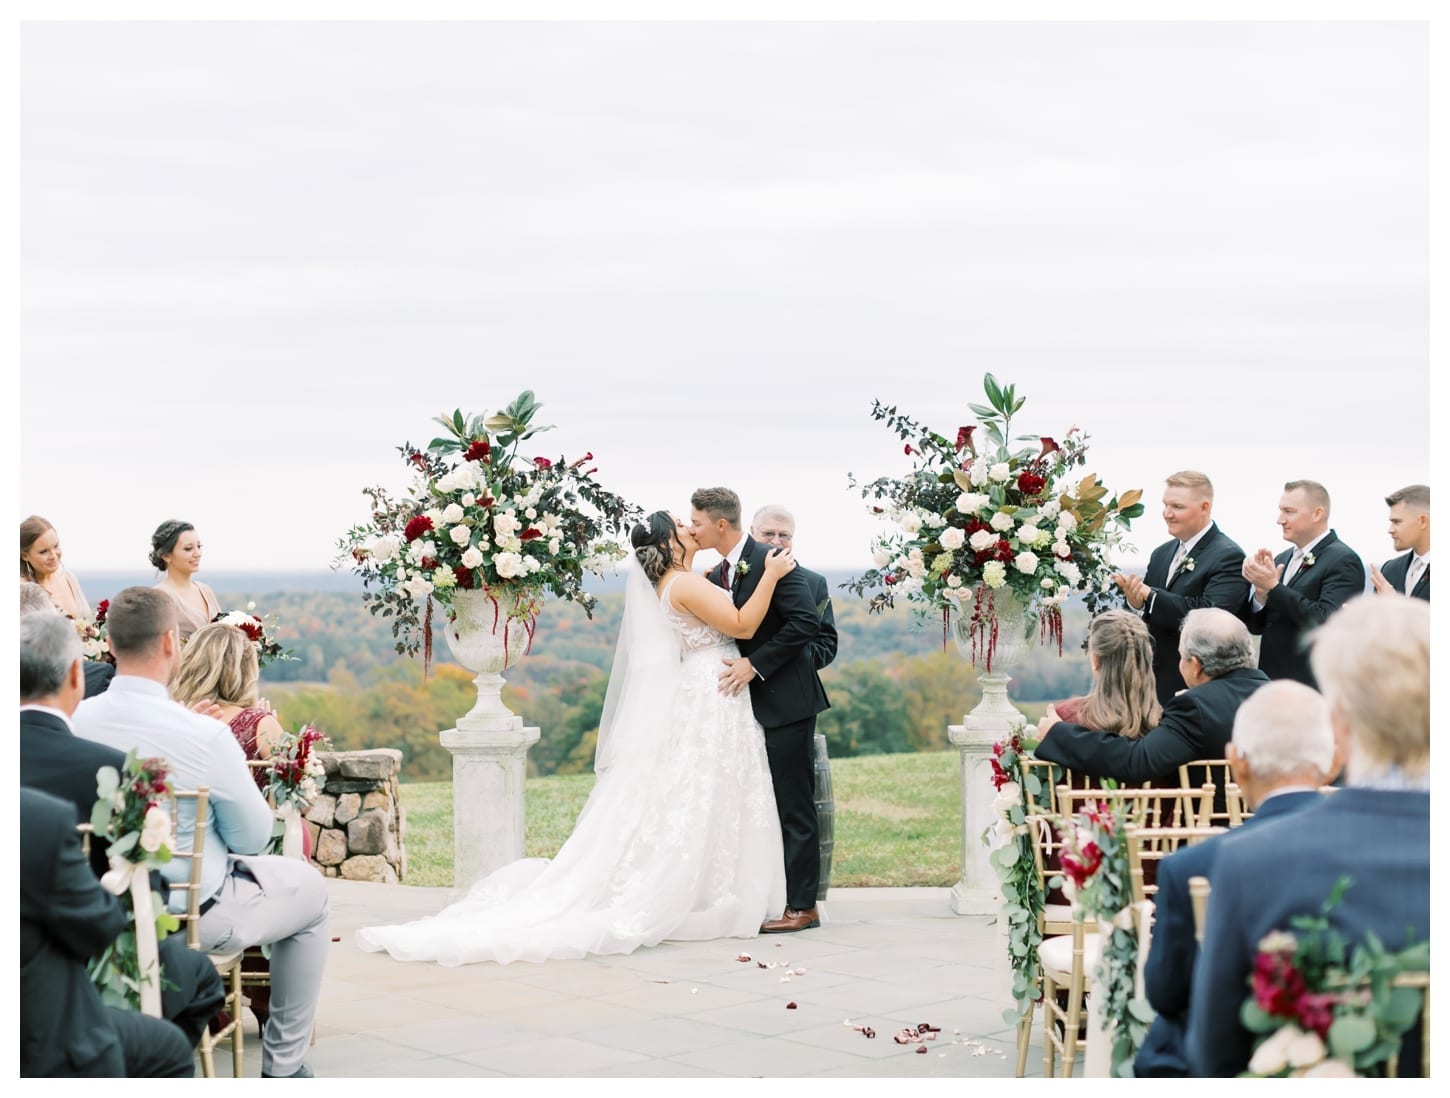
[493,551,525,579]
[899,511,923,534]
[370,535,400,563]
[494,512,521,539]
[1053,539,1071,559]
[1057,512,1078,532]
[525,507,538,520]
[990,511,1015,532]
[1017,524,1044,547]
[1247,1024,1301,1076]
[982,560,1007,589]
[1039,499,1061,521]
[460,546,484,569]
[871,545,892,567]
[993,817,1017,842]
[449,524,472,547]
[548,537,561,555]
[403,575,434,598]
[919,511,944,529]
[969,529,998,552]
[461,492,476,507]
[1285,1029,1327,1069]
[989,462,1011,483]
[939,527,966,551]
[956,491,989,514]
[946,573,963,588]
[406,541,427,565]
[442,503,464,524]
[995,781,1021,809]
[1015,550,1039,575]
[897,576,923,596]
[1300,1059,1355,1078]
[1041,576,1055,588]
[969,459,991,487]
[424,507,444,528]
[907,556,927,578]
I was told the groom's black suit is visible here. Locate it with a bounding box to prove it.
[712,536,830,910]
[1139,522,1248,705]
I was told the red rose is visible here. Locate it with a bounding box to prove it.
[532,457,553,469]
[1295,991,1338,1039]
[95,599,109,623]
[464,439,490,462]
[995,539,1014,562]
[403,515,434,542]
[965,518,989,536]
[519,528,543,542]
[420,557,439,571]
[883,573,898,585]
[1017,471,1046,496]
[453,567,475,590]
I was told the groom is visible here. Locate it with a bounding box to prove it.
[690,487,831,933]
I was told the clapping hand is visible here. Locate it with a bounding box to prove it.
[1242,549,1282,599]
[1111,571,1149,610]
[1369,563,1393,594]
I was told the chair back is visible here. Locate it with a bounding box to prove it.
[1021,758,1069,815]
[1024,813,1076,937]
[1386,970,1431,1078]
[1123,824,1224,904]
[169,787,212,950]
[1178,759,1233,826]
[1187,875,1211,942]
[1056,784,1214,832]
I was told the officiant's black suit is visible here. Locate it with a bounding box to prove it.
[1139,522,1248,704]
[19,707,225,1048]
[1246,531,1365,687]
[712,535,830,910]
[1378,549,1430,600]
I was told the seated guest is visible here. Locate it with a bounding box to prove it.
[1242,479,1366,687]
[1188,594,1430,1077]
[72,587,328,1080]
[1044,609,1161,737]
[1370,483,1430,601]
[20,514,91,619]
[1136,681,1336,1077]
[1034,608,1268,785]
[18,611,225,1049]
[149,519,219,642]
[21,786,194,1077]
[22,581,112,696]
[172,621,287,784]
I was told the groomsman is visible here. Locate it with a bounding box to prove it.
[1370,484,1430,600]
[1111,471,1247,705]
[1242,480,1365,688]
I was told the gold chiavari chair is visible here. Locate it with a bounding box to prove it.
[1386,971,1431,1078]
[1056,784,1215,834]
[1188,875,1211,942]
[1178,759,1233,827]
[1124,825,1224,905]
[171,788,246,1078]
[1021,757,1071,816]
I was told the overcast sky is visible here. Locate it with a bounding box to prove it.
[18,18,1430,581]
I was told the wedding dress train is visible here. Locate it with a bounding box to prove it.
[355,567,786,965]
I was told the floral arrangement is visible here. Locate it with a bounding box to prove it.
[336,391,638,669]
[982,722,1052,1025]
[1052,796,1154,1077]
[211,603,295,670]
[1241,878,1428,1078]
[76,598,113,664]
[845,375,1144,668]
[261,723,329,856]
[87,752,181,1011]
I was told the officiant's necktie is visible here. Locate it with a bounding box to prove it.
[719,561,731,590]
[1283,547,1306,586]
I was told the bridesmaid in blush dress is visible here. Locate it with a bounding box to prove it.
[150,519,220,642]
[20,515,92,619]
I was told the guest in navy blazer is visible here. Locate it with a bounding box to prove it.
[1370,484,1430,601]
[1135,681,1336,1076]
[1187,595,1430,1077]
[1243,480,1366,687]
[1110,471,1249,705]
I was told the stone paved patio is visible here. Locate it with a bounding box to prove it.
[203,878,1055,1079]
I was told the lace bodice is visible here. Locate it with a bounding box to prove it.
[659,574,736,654]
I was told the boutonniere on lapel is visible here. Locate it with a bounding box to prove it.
[1177,556,1196,574]
[732,560,751,590]
[1301,551,1316,569]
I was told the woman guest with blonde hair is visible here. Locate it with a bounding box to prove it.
[171,621,285,774]
[1047,609,1163,738]
[20,515,91,620]
[150,519,219,642]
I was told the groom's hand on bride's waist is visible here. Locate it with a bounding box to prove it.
[719,656,758,696]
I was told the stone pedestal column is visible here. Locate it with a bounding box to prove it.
[439,715,540,892]
[948,721,1003,915]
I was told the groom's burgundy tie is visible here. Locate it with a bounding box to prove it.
[718,561,730,590]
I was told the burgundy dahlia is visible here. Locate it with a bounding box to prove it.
[403,515,434,542]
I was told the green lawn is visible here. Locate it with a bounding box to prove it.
[398,749,965,888]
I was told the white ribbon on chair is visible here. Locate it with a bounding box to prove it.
[278,804,304,860]
[99,856,163,1018]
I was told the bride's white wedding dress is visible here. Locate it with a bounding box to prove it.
[356,565,786,966]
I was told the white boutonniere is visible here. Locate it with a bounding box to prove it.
[733,559,751,589]
[1178,556,1196,574]
[1301,551,1316,569]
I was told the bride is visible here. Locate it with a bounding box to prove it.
[356,510,794,965]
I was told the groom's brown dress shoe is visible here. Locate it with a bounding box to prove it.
[760,906,820,933]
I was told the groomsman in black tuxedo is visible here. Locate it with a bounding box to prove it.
[1370,483,1430,600]
[1136,681,1336,1077]
[1111,470,1247,705]
[1189,595,1429,1077]
[691,487,830,934]
[1242,480,1366,688]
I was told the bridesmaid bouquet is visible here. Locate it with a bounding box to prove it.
[76,598,114,664]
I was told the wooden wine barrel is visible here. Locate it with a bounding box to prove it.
[814,733,834,902]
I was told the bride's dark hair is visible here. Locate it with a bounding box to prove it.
[631,511,681,584]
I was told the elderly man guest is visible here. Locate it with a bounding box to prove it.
[1135,681,1337,1077]
[71,587,329,1079]
[750,504,838,673]
[1111,471,1248,705]
[1370,484,1430,600]
[1187,594,1430,1077]
[18,610,225,1050]
[1034,607,1269,786]
[1242,479,1365,687]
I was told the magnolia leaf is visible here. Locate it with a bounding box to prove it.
[1121,503,1146,520]
[983,373,1004,410]
[483,414,515,434]
[1327,1015,1376,1056]
[1117,488,1143,510]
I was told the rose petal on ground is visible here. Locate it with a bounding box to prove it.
[916,1045,928,1054]
[786,1002,798,1010]
[737,953,752,962]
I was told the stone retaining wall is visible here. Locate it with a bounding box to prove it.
[304,748,406,883]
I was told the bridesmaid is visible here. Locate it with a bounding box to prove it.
[150,519,220,642]
[20,515,91,619]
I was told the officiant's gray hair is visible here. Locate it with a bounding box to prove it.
[752,504,795,528]
[20,610,82,700]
